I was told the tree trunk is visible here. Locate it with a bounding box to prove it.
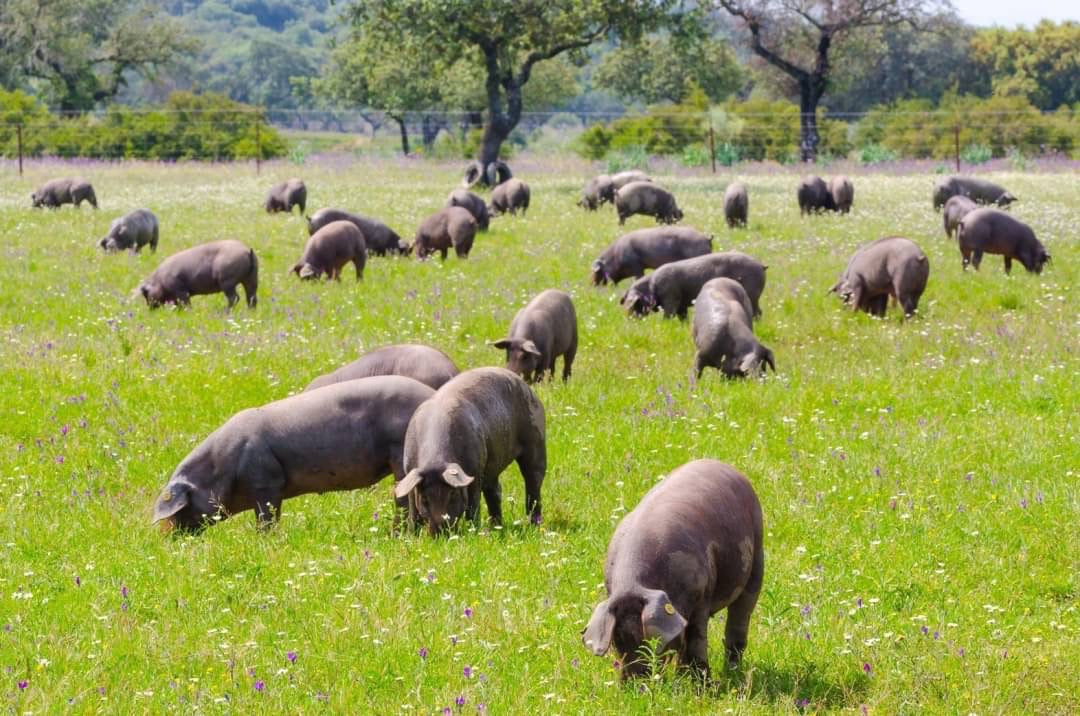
[391,114,410,156]
[799,85,821,163]
[478,120,509,166]
[421,114,442,149]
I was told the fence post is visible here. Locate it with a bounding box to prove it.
[954,125,960,173]
[255,110,262,176]
[17,124,24,177]
[708,117,716,174]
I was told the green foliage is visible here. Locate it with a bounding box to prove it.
[679,143,711,168]
[714,142,741,167]
[576,125,613,160]
[858,143,899,164]
[605,145,649,173]
[971,20,1080,110]
[960,143,992,165]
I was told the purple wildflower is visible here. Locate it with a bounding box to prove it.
[18,680,28,690]
[418,647,428,660]
[873,466,881,477]
[463,665,472,679]
[456,695,466,707]
[933,631,940,640]
[862,662,872,675]
[287,651,297,664]
[1020,498,1027,509]
[56,455,65,464]
[121,585,128,599]
[75,576,81,587]
[97,687,106,696]
[796,698,809,708]
[801,604,812,616]
[254,680,266,692]
[61,425,69,436]
[856,597,863,608]
[921,625,929,635]
[571,658,579,668]
[463,607,473,618]
[426,570,435,583]
[442,709,451,716]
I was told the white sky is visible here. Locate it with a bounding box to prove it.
[949,0,1078,27]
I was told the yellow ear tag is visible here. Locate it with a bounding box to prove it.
[162,491,172,502]
[664,603,675,615]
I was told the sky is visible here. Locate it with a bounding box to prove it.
[949,0,1078,27]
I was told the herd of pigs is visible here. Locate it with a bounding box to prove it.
[26,168,1051,680]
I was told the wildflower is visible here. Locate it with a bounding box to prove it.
[862,662,872,675]
[18,680,28,690]
[61,425,69,436]
[418,647,429,660]
[463,606,473,618]
[426,570,436,583]
[801,604,812,616]
[98,687,106,696]
[796,698,809,708]
[873,466,881,477]
[463,665,472,679]
[121,586,128,599]
[856,597,863,608]
[571,658,579,668]
[286,651,297,664]
[921,625,929,635]
[254,680,266,692]
[1019,498,1027,509]
[456,695,466,707]
[56,455,65,464]
[75,576,81,587]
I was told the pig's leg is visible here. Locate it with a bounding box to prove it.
[683,611,712,678]
[517,439,546,525]
[353,258,363,281]
[724,548,763,668]
[1003,255,1012,274]
[238,447,285,529]
[480,479,502,527]
[971,248,983,271]
[224,286,240,310]
[960,247,971,270]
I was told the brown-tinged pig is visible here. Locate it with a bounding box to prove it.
[942,195,977,239]
[291,220,366,281]
[414,206,477,260]
[611,170,651,190]
[579,174,612,210]
[447,189,491,230]
[957,208,1049,274]
[797,175,834,215]
[138,239,257,311]
[493,289,578,383]
[489,178,530,216]
[723,182,748,228]
[306,208,409,255]
[829,236,929,317]
[393,367,546,535]
[692,278,775,378]
[932,176,1016,210]
[592,227,712,286]
[582,459,764,677]
[265,178,307,214]
[151,375,436,531]
[829,176,854,214]
[31,177,97,209]
[621,251,766,320]
[99,208,158,253]
[305,344,460,392]
[614,181,683,225]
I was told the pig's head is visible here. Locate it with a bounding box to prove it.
[996,192,1017,207]
[591,259,609,286]
[30,191,42,208]
[1022,244,1050,274]
[724,345,775,378]
[151,479,225,533]
[619,280,656,317]
[291,261,321,280]
[829,276,854,305]
[582,589,688,679]
[139,280,166,309]
[492,338,542,381]
[394,464,474,536]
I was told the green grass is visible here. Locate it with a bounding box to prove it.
[0,159,1077,714]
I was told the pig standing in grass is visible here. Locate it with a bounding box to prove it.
[592,227,712,286]
[291,220,366,281]
[583,459,764,678]
[152,376,436,531]
[943,195,978,239]
[621,252,766,320]
[393,367,546,535]
[933,176,1016,210]
[447,189,491,230]
[138,239,257,310]
[614,182,683,225]
[305,344,460,392]
[692,278,775,378]
[830,237,929,317]
[306,208,409,255]
[489,178,530,216]
[957,208,1049,274]
[829,176,854,214]
[99,208,158,253]
[265,178,307,214]
[723,183,748,228]
[579,171,652,210]
[414,206,477,260]
[31,177,97,209]
[493,289,578,383]
[797,176,834,214]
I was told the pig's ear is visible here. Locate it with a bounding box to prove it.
[618,291,629,305]
[641,589,687,647]
[520,340,541,358]
[582,600,615,656]
[394,469,422,498]
[739,352,761,376]
[441,463,474,488]
[762,347,776,373]
[492,339,513,350]
[152,483,190,524]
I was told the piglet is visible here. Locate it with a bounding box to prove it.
[138,239,257,310]
[291,220,366,281]
[305,344,460,392]
[493,289,578,382]
[692,278,775,378]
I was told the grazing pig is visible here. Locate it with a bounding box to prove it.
[957,208,1049,274]
[797,176,834,214]
[621,251,766,320]
[447,189,491,230]
[692,278,775,378]
[592,227,712,286]
[933,176,1016,210]
[493,289,578,383]
[99,208,158,253]
[265,178,307,214]
[579,175,612,210]
[723,182,748,228]
[582,459,764,677]
[830,237,929,317]
[489,178,530,216]
[151,376,436,531]
[291,220,366,281]
[138,239,257,311]
[942,195,977,239]
[829,176,854,214]
[305,344,460,392]
[414,207,477,260]
[614,181,683,225]
[31,177,97,209]
[393,367,546,535]
[306,208,409,255]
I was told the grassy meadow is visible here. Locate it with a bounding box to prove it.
[0,156,1077,714]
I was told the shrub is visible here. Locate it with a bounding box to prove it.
[715,142,741,166]
[606,146,649,173]
[960,143,993,164]
[859,143,899,164]
[680,143,711,167]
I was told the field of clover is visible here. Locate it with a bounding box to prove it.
[0,155,1076,714]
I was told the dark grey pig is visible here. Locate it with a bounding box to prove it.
[797,176,834,214]
[614,181,683,225]
[830,236,929,317]
[31,177,97,209]
[489,178,530,216]
[582,459,764,678]
[932,176,1016,210]
[151,376,436,531]
[829,175,854,214]
[291,220,366,281]
[692,278,775,378]
[493,289,578,383]
[579,174,612,210]
[393,367,546,536]
[414,206,477,260]
[621,251,766,320]
[447,189,491,230]
[265,178,307,214]
[305,344,460,392]
[138,239,258,310]
[723,182,748,228]
[592,227,712,286]
[99,208,158,253]
[957,208,1049,274]
[942,195,977,239]
[306,208,409,255]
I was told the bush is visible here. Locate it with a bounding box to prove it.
[680,143,712,167]
[960,143,993,164]
[605,146,649,173]
[859,143,899,164]
[715,142,741,166]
